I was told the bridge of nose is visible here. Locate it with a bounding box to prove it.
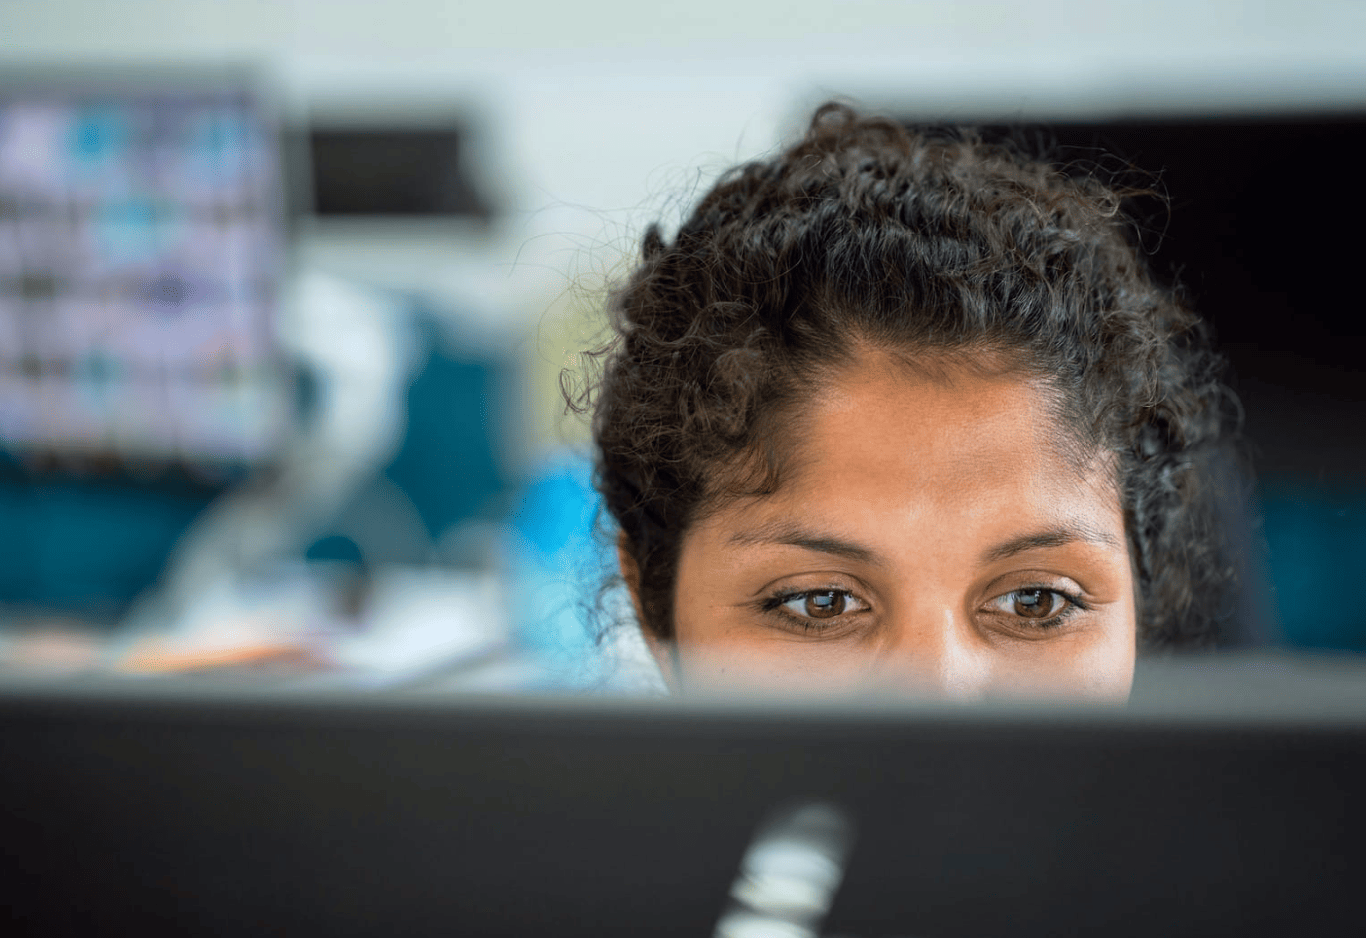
[867,602,996,699]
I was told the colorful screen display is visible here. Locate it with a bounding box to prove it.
[0,80,287,466]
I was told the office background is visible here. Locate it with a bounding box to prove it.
[0,0,1362,686]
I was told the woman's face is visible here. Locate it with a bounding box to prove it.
[650,350,1137,699]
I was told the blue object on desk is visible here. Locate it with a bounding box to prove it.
[505,451,609,665]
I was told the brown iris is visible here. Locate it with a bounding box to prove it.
[804,590,847,619]
[1013,589,1057,619]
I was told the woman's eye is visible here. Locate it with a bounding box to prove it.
[988,588,1074,622]
[774,589,868,622]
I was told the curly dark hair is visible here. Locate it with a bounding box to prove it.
[578,102,1240,651]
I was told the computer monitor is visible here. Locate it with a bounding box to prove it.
[2,663,1363,937]
[0,65,291,469]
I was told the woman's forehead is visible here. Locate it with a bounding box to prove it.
[708,354,1123,548]
[814,350,1088,466]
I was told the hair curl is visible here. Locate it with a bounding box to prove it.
[577,102,1240,650]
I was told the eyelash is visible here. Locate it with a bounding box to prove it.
[758,588,866,631]
[757,586,1089,631]
[994,587,1089,630]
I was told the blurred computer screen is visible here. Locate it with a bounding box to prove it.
[0,66,289,468]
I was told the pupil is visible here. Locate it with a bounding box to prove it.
[805,591,845,619]
[1014,589,1052,619]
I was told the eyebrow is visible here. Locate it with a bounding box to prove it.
[726,520,1122,566]
[978,524,1124,564]
[727,522,883,565]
